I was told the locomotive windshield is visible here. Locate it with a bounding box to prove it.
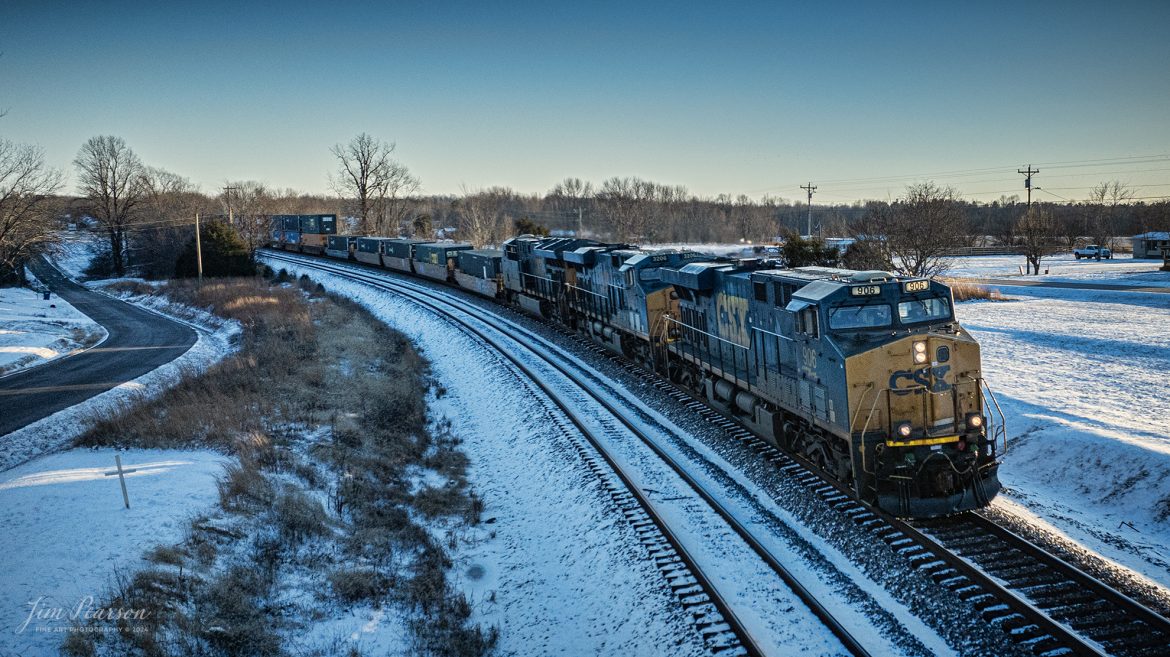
[829,304,892,330]
[898,296,952,324]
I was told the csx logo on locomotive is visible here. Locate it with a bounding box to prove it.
[283,229,1004,519]
[889,365,952,395]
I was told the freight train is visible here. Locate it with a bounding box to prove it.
[270,227,1005,518]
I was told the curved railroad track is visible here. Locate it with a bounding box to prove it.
[262,250,871,657]
[265,249,1170,657]
[911,513,1170,657]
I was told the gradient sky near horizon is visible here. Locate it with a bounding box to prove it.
[3,0,1169,204]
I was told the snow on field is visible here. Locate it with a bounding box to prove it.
[0,275,105,376]
[50,232,102,280]
[0,290,240,471]
[956,287,1170,589]
[0,448,227,655]
[946,253,1169,286]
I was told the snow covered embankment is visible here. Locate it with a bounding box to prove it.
[264,257,710,656]
[0,448,228,656]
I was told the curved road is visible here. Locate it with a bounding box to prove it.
[0,259,197,437]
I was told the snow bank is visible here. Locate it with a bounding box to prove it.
[262,256,708,656]
[0,272,105,376]
[0,448,228,655]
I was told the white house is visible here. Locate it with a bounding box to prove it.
[1132,232,1170,259]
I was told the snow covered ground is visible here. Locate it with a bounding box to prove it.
[263,259,712,655]
[0,448,227,655]
[945,252,1169,286]
[956,286,1170,592]
[0,289,240,471]
[49,232,102,280]
[0,271,105,376]
[264,254,982,656]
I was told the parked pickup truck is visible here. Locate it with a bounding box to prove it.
[1074,244,1112,259]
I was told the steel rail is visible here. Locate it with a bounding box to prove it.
[262,249,872,657]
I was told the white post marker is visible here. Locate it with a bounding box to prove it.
[103,454,138,509]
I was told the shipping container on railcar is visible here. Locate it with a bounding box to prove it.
[325,235,357,260]
[382,239,434,273]
[454,249,505,297]
[297,214,338,255]
[355,237,386,266]
[413,242,472,282]
[659,260,1003,517]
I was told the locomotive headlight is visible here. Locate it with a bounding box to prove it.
[966,413,984,429]
[896,422,913,438]
[913,341,928,364]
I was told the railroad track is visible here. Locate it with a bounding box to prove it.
[266,249,1170,656]
[912,513,1170,657]
[491,277,1170,657]
[262,250,870,657]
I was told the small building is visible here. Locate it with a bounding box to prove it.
[1132,232,1170,259]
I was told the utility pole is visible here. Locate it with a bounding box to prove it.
[800,182,818,237]
[223,185,239,227]
[1018,165,1039,207]
[194,212,203,285]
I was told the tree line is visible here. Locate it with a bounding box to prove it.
[2,130,1168,283]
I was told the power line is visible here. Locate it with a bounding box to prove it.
[800,182,817,236]
[746,153,1170,196]
[1018,165,1039,206]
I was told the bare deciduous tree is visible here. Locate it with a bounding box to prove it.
[1017,205,1059,275]
[862,181,966,277]
[1085,180,1133,257]
[221,180,274,251]
[134,167,210,278]
[330,133,419,235]
[74,136,144,276]
[0,140,62,281]
[457,186,515,247]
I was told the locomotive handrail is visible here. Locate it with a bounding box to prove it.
[855,385,882,476]
[977,377,1008,454]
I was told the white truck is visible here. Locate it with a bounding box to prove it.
[1073,244,1112,259]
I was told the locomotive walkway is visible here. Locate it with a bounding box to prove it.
[0,258,196,437]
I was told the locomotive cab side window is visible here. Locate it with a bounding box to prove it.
[753,281,768,302]
[799,307,820,338]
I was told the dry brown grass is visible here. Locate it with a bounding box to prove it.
[68,273,494,657]
[942,278,1006,302]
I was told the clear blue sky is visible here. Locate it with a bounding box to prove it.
[2,0,1168,203]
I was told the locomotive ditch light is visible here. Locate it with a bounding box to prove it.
[896,422,913,438]
[966,413,984,429]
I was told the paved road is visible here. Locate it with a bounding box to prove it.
[0,259,197,436]
[964,277,1170,294]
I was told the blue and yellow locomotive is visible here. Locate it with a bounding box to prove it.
[306,229,1004,518]
[500,236,1004,517]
